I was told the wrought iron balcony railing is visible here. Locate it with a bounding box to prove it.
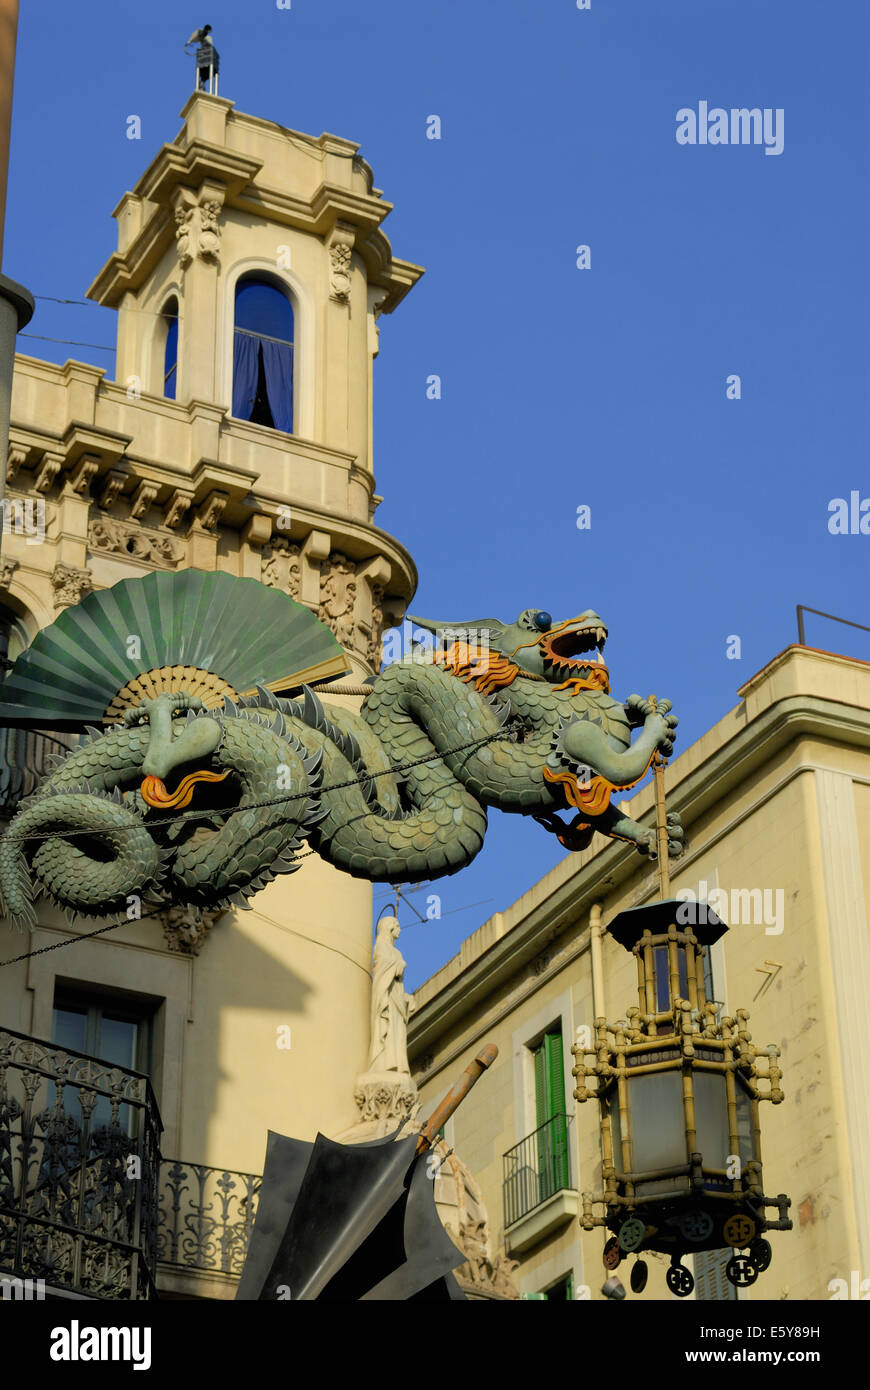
[0,1028,265,1295]
[157,1160,260,1278]
[503,1113,574,1228]
[0,1027,163,1300]
[0,726,77,816]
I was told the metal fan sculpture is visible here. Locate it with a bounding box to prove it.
[235,1046,497,1301]
[0,569,348,730]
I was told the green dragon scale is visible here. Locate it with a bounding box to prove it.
[0,608,682,927]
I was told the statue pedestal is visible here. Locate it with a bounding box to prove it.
[351,1070,419,1138]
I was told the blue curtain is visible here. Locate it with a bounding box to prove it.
[232,332,259,420]
[261,338,294,433]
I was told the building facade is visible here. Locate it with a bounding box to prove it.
[0,90,424,1299]
[409,644,870,1302]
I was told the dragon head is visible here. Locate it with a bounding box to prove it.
[407,609,609,689]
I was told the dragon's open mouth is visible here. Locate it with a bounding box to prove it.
[541,620,608,679]
[141,769,229,809]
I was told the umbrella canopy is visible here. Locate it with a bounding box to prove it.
[236,1130,464,1301]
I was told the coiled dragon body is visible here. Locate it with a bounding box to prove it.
[0,607,682,927]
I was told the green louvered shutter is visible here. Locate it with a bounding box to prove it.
[533,1028,570,1201]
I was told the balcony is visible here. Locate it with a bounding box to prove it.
[502,1114,579,1255]
[0,726,77,817]
[0,1026,263,1300]
[0,1026,162,1299]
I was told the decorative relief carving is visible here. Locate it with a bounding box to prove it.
[160,905,222,955]
[367,584,384,671]
[175,206,194,269]
[0,559,19,589]
[98,470,126,510]
[261,536,301,598]
[34,454,61,494]
[51,563,93,609]
[88,517,183,568]
[68,456,100,496]
[163,490,193,530]
[7,446,27,485]
[329,243,352,302]
[318,551,357,647]
[198,201,221,260]
[195,490,229,532]
[175,197,223,268]
[129,481,158,521]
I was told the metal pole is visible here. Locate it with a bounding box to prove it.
[648,694,670,897]
[796,605,805,645]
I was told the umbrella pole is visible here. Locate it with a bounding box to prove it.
[415,1044,498,1153]
[648,693,671,898]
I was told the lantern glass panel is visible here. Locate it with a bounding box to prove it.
[735,1078,756,1166]
[603,1089,623,1174]
[628,1068,685,1172]
[653,947,688,1011]
[693,1071,731,1169]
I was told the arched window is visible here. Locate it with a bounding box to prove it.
[162,299,178,400]
[232,276,294,432]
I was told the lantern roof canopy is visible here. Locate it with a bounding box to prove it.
[607,898,728,951]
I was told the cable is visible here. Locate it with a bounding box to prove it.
[4,726,510,848]
[19,333,116,354]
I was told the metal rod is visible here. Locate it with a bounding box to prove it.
[648,694,671,896]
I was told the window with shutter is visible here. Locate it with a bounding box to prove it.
[694,1249,737,1300]
[532,1026,570,1201]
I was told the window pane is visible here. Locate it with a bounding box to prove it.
[53,1007,88,1054]
[235,280,293,342]
[163,308,178,400]
[629,1069,685,1171]
[98,1015,139,1071]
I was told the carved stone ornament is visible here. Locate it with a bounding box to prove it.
[51,563,93,609]
[196,490,229,533]
[329,242,352,302]
[129,481,158,522]
[367,583,385,671]
[160,905,222,956]
[163,490,193,531]
[353,1072,420,1132]
[6,446,27,485]
[175,198,222,269]
[68,456,100,496]
[98,470,126,510]
[88,516,183,569]
[433,1148,521,1300]
[198,200,221,261]
[318,551,357,648]
[0,559,19,589]
[261,536,301,598]
[34,454,61,494]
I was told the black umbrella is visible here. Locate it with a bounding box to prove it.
[236,1045,498,1301]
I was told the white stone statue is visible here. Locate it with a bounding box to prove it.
[368,915,415,1074]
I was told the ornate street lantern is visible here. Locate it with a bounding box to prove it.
[571,705,792,1297]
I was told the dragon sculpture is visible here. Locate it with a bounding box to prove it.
[0,604,682,928]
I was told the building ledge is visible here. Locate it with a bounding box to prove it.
[504,1189,580,1255]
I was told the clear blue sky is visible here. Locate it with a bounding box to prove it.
[6,2,868,987]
